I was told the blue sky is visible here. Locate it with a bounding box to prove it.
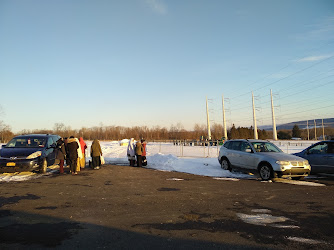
[0,0,333,133]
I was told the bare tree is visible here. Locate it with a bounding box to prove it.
[0,105,13,142]
[54,123,65,134]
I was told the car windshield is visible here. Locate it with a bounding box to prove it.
[5,137,46,148]
[251,142,282,153]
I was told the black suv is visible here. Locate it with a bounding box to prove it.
[0,134,61,173]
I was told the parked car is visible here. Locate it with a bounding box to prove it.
[0,134,61,173]
[218,139,311,181]
[293,140,334,174]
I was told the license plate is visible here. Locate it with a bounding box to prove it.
[6,162,16,166]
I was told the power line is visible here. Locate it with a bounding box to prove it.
[229,41,334,99]
[225,69,334,111]
[276,70,334,94]
[252,55,334,93]
[279,80,334,100]
[277,104,334,119]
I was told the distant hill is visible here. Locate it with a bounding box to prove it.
[259,118,334,131]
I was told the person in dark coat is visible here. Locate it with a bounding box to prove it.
[56,138,66,174]
[91,139,102,170]
[64,137,69,166]
[66,136,79,175]
[135,140,144,167]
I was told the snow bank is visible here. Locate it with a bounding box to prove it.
[0,140,324,185]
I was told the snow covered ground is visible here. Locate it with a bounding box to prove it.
[0,140,324,186]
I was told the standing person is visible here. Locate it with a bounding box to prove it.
[141,138,147,166]
[135,139,144,167]
[75,137,83,173]
[91,139,102,170]
[127,138,136,167]
[64,137,69,167]
[66,136,79,175]
[79,137,87,168]
[56,138,66,174]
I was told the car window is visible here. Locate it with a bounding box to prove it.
[251,142,282,153]
[231,141,241,151]
[328,142,334,154]
[224,141,231,149]
[52,135,60,144]
[47,137,54,148]
[5,137,46,148]
[240,142,252,152]
[308,143,328,154]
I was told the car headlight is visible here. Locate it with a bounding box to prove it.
[303,160,311,169]
[303,160,310,166]
[27,151,42,159]
[276,160,290,166]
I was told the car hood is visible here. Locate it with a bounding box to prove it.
[257,152,305,161]
[0,147,41,158]
[293,151,303,157]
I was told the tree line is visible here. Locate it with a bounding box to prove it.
[1,122,269,142]
[277,124,334,140]
[1,122,333,143]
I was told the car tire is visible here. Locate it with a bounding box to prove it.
[259,164,273,181]
[40,158,47,174]
[221,158,231,171]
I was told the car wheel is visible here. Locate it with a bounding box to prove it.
[40,158,47,174]
[221,158,231,171]
[259,164,273,181]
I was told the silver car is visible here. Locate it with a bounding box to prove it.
[218,139,311,181]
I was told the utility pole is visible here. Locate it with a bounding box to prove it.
[307,120,310,140]
[314,119,317,140]
[270,89,278,140]
[222,95,228,140]
[206,96,211,140]
[322,119,325,140]
[252,92,258,139]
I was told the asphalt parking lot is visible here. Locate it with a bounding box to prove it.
[0,165,334,249]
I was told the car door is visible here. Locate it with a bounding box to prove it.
[304,142,331,173]
[45,137,56,165]
[226,141,243,168]
[238,141,257,170]
[322,142,334,173]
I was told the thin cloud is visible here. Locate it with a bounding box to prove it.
[308,15,334,38]
[145,0,167,15]
[295,15,334,41]
[296,55,332,62]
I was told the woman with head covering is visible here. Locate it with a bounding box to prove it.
[141,138,147,166]
[91,139,102,170]
[79,137,87,168]
[127,138,136,167]
[56,138,66,174]
[66,136,79,175]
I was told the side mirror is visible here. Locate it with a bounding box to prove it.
[245,148,252,153]
[1,145,5,148]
